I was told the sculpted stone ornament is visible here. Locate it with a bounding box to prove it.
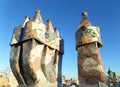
[75,12,107,87]
[10,10,64,87]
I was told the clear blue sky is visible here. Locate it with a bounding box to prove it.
[0,0,120,79]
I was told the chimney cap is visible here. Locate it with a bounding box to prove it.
[35,9,40,14]
[82,11,88,17]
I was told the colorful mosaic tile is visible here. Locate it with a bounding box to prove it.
[76,12,107,87]
[10,9,64,87]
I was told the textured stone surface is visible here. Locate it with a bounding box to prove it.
[76,12,107,87]
[10,10,64,87]
[78,43,106,85]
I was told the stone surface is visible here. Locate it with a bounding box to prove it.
[10,9,64,87]
[75,12,107,87]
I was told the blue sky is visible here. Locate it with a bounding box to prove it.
[0,0,120,79]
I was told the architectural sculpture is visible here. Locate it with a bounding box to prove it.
[10,9,64,87]
[75,12,107,87]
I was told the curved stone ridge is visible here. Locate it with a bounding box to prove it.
[10,9,64,87]
[76,12,107,87]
